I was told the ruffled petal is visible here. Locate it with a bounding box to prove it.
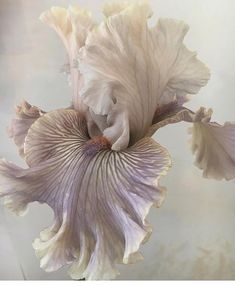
[102,1,131,17]
[40,6,94,110]
[78,2,210,150]
[8,100,44,157]
[0,109,171,280]
[148,103,235,181]
[189,117,235,180]
[151,19,210,104]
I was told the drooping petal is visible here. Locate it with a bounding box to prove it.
[189,119,235,180]
[8,100,45,157]
[0,109,171,280]
[40,6,94,110]
[148,104,210,137]
[148,103,235,181]
[78,2,210,151]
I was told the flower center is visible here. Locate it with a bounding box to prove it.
[83,136,111,155]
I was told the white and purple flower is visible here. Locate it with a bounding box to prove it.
[0,1,235,280]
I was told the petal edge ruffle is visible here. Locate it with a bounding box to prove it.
[8,100,44,157]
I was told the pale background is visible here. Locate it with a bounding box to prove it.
[0,0,235,280]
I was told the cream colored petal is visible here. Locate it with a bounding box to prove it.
[79,2,210,151]
[8,100,44,157]
[0,109,171,280]
[102,1,151,17]
[39,7,71,39]
[40,6,94,111]
[102,1,129,17]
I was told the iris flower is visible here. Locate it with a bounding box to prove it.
[1,0,235,280]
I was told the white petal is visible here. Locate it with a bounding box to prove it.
[40,6,94,110]
[0,109,171,280]
[151,19,210,103]
[190,120,235,180]
[79,3,210,150]
[8,100,44,157]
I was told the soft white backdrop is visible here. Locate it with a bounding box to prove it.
[0,0,235,280]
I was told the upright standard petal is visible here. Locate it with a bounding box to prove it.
[8,100,44,157]
[0,109,171,280]
[40,6,94,110]
[79,2,210,151]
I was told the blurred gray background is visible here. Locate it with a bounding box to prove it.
[0,0,235,280]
